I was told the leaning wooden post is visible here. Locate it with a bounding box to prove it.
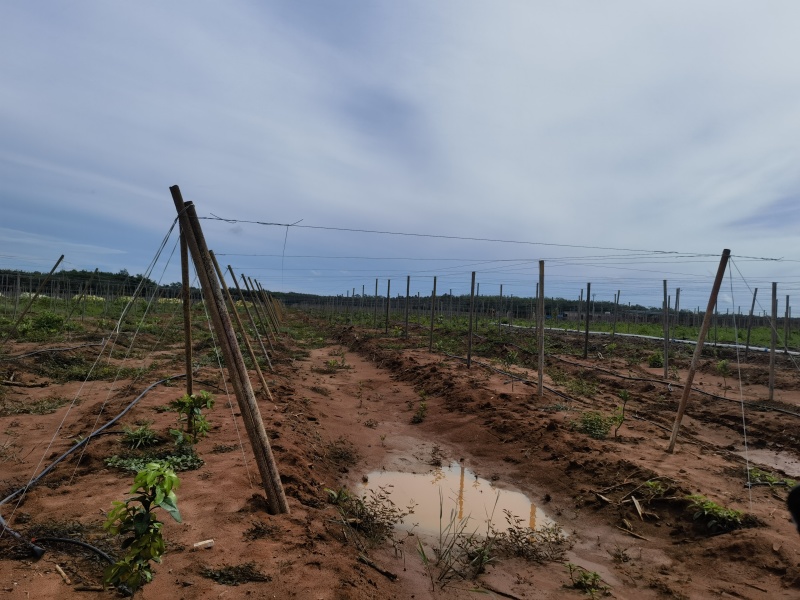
[582,282,591,359]
[209,252,275,403]
[769,282,777,401]
[467,272,476,368]
[180,229,193,396]
[667,249,730,453]
[229,266,274,372]
[170,186,288,514]
[242,276,276,353]
[537,261,545,398]
[253,280,280,339]
[429,276,437,352]
[744,287,758,360]
[611,290,620,338]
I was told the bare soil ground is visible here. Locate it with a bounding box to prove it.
[2,313,800,599]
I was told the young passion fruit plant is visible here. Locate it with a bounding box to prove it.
[103,463,182,592]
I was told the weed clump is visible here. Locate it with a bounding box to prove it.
[327,486,415,549]
[686,494,743,533]
[201,562,272,585]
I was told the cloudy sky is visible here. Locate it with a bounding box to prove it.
[2,1,800,311]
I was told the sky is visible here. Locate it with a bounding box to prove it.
[2,1,800,313]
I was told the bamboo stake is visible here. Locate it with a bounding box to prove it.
[170,186,287,514]
[663,280,669,379]
[385,280,390,334]
[667,249,730,453]
[252,279,279,340]
[404,276,410,338]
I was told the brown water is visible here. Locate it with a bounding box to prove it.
[358,462,556,535]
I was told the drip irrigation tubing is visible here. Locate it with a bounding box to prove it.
[0,373,186,555]
[31,536,115,564]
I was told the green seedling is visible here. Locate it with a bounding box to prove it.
[411,401,428,424]
[123,423,160,450]
[169,391,214,446]
[566,563,610,598]
[103,463,181,593]
[686,494,742,532]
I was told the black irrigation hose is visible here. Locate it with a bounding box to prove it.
[32,536,115,564]
[0,373,186,557]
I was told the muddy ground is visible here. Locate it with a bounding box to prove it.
[1,312,800,599]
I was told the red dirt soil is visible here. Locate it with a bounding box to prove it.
[2,316,800,599]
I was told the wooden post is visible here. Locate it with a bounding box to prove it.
[498,284,503,333]
[429,276,437,352]
[467,272,476,368]
[538,261,545,398]
[667,249,730,453]
[170,186,288,514]
[745,287,757,360]
[209,253,274,401]
[242,276,276,352]
[582,282,591,359]
[404,276,410,338]
[769,282,777,401]
[663,280,669,379]
[674,288,681,329]
[612,290,620,338]
[229,266,274,372]
[385,280,391,334]
[180,226,193,396]
[784,295,790,354]
[374,278,379,329]
[2,254,64,344]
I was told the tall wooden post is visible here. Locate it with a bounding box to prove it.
[170,186,288,514]
[404,276,410,338]
[467,272,476,368]
[668,249,730,453]
[674,288,681,328]
[242,276,276,352]
[537,261,545,398]
[429,276,437,352]
[385,280,391,334]
[612,290,620,338]
[180,229,193,396]
[784,295,790,354]
[374,278,379,329]
[663,280,669,379]
[229,266,273,372]
[498,284,503,332]
[582,282,591,359]
[745,287,758,360]
[769,282,777,401]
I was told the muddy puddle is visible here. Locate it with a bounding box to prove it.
[740,449,800,478]
[358,461,556,536]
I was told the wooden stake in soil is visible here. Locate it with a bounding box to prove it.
[769,282,777,401]
[180,229,193,396]
[663,280,669,379]
[612,290,620,338]
[582,282,591,359]
[229,266,274,372]
[745,287,758,360]
[429,276,437,352]
[374,278,379,329]
[404,275,410,338]
[467,271,476,369]
[784,295,790,354]
[385,280,391,334]
[170,186,288,514]
[2,254,64,345]
[667,249,730,453]
[242,275,276,353]
[537,261,545,398]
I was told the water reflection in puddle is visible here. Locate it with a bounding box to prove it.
[358,462,556,535]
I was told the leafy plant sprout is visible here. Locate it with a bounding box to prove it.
[169,390,214,446]
[103,463,182,593]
